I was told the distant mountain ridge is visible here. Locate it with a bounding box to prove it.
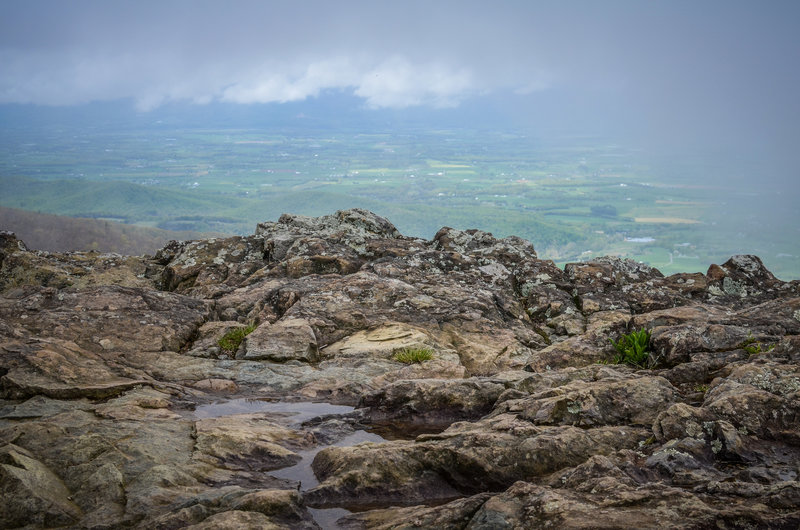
[0,206,216,255]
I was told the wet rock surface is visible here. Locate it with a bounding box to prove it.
[1,209,799,528]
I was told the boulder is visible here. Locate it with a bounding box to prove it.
[242,318,319,363]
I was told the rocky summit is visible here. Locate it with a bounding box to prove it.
[1,208,799,529]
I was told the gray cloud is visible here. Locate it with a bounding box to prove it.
[0,1,620,109]
[1,0,799,158]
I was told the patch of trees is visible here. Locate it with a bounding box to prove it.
[590,205,618,218]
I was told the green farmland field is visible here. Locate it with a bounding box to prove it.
[1,124,797,279]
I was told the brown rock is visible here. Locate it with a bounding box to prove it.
[242,318,319,362]
[0,443,83,527]
[2,210,799,529]
[0,339,150,400]
[192,378,240,392]
[184,510,282,530]
[339,491,493,529]
[499,375,679,427]
[306,419,646,508]
[0,284,207,353]
[193,414,310,471]
[361,378,505,425]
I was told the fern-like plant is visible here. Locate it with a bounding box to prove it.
[609,328,652,368]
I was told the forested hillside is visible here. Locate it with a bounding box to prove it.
[0,206,214,255]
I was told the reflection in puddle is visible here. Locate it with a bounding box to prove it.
[193,398,355,423]
[308,507,353,529]
[271,430,386,529]
[270,430,385,489]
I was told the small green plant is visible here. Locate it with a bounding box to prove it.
[743,342,775,355]
[740,332,775,355]
[217,324,256,353]
[609,328,652,368]
[740,333,757,347]
[393,347,434,364]
[694,384,709,393]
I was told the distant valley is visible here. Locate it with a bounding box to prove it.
[1,123,797,279]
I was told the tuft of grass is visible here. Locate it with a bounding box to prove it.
[609,328,652,369]
[217,324,256,353]
[393,347,434,364]
[694,384,710,393]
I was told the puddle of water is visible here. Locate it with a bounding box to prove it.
[270,429,385,490]
[308,507,352,529]
[193,398,355,424]
[192,398,427,529]
[193,398,388,529]
[270,427,386,529]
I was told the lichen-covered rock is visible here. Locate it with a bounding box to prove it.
[496,375,679,427]
[432,226,537,264]
[0,284,207,353]
[708,254,781,298]
[565,256,664,314]
[1,211,799,529]
[360,378,505,425]
[255,208,402,265]
[150,235,267,294]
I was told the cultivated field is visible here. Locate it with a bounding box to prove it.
[1,123,797,279]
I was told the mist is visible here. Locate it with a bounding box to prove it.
[1,0,799,273]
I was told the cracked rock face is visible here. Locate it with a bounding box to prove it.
[1,211,799,528]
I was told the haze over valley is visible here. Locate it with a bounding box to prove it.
[1,1,799,278]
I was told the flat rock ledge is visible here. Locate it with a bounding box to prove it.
[0,211,799,529]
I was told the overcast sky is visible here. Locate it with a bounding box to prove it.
[2,1,800,158]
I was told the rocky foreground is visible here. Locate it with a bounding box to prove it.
[1,209,799,529]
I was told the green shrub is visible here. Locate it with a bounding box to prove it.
[217,324,256,353]
[609,328,652,368]
[393,347,434,364]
